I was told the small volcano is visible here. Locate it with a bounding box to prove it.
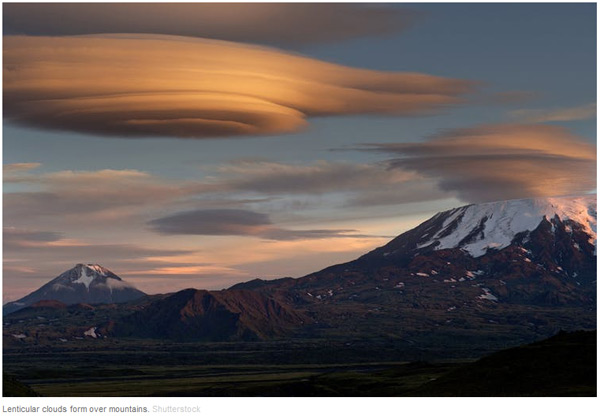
[3,264,146,314]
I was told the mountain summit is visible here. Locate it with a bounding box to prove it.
[358,194,596,262]
[414,195,596,257]
[3,264,146,314]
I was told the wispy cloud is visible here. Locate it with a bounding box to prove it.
[483,90,541,105]
[3,160,452,231]
[3,227,193,260]
[4,168,190,224]
[202,160,416,195]
[3,162,42,182]
[362,124,596,203]
[4,34,476,139]
[148,208,368,241]
[344,180,448,207]
[2,226,200,300]
[3,162,41,173]
[510,103,596,123]
[3,3,419,48]
[3,227,63,249]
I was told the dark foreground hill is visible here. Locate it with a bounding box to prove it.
[412,330,596,396]
[3,373,40,397]
[4,330,594,397]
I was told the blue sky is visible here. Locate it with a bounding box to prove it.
[3,3,596,300]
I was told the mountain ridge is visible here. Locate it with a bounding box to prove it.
[4,195,596,348]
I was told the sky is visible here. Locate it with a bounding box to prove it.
[2,2,597,302]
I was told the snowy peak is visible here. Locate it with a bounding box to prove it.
[4,264,146,314]
[341,194,597,307]
[77,264,111,277]
[418,195,596,257]
[71,264,121,289]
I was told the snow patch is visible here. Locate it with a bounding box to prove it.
[85,264,107,276]
[477,288,498,301]
[11,334,26,339]
[416,272,429,277]
[84,327,98,338]
[74,266,95,289]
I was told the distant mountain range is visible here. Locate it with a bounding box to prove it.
[4,195,596,354]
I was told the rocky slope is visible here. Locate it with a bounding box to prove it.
[109,288,307,341]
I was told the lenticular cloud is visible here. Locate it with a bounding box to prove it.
[4,34,475,139]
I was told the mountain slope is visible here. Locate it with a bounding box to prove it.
[4,196,596,353]
[3,264,146,314]
[228,195,596,348]
[110,288,307,341]
[245,195,597,305]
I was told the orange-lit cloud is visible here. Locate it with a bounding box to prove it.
[510,103,596,123]
[3,3,419,47]
[3,162,42,184]
[4,168,189,223]
[4,34,475,139]
[365,124,596,203]
[3,227,193,260]
[3,162,41,175]
[126,265,246,277]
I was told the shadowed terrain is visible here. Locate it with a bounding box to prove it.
[3,330,595,397]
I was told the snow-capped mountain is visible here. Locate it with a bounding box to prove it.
[236,195,597,309]
[415,195,596,257]
[284,194,594,307]
[4,196,596,348]
[3,264,146,314]
[352,194,596,264]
